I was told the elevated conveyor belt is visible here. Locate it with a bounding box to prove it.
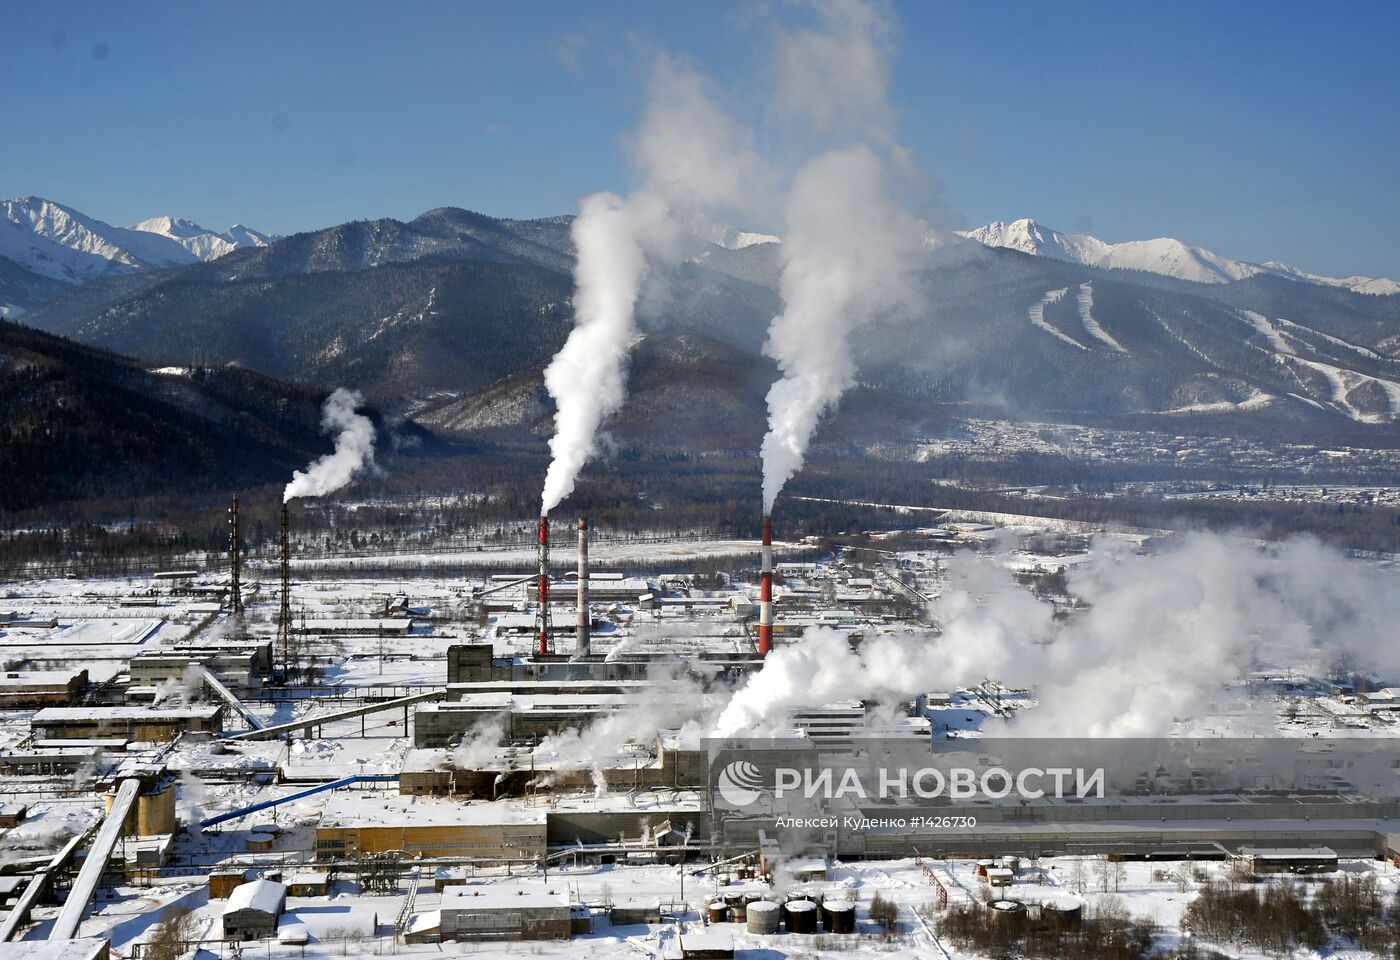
[199,668,265,730]
[221,689,443,741]
[0,823,99,942]
[48,777,141,941]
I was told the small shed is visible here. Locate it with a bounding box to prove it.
[610,897,662,925]
[209,870,251,900]
[1241,846,1338,874]
[223,879,287,940]
[666,930,734,959]
[404,910,441,945]
[0,803,27,828]
[287,871,331,897]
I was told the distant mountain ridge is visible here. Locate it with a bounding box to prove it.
[960,218,1400,296]
[0,196,275,315]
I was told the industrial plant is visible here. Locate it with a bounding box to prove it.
[0,493,1398,960]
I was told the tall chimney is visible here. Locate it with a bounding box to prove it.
[536,515,551,656]
[759,515,774,656]
[576,517,590,656]
[228,495,243,615]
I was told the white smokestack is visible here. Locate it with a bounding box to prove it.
[284,387,378,502]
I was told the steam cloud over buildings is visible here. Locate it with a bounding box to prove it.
[713,532,1400,738]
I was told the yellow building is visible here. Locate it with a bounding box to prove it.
[314,795,546,861]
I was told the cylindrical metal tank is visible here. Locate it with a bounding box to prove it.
[1041,897,1083,928]
[784,899,818,933]
[975,858,995,877]
[824,900,856,933]
[988,900,1024,923]
[747,900,780,934]
[707,900,729,924]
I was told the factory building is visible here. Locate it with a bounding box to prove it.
[128,649,265,694]
[297,618,414,636]
[30,705,224,743]
[222,879,287,940]
[786,702,932,748]
[398,736,706,798]
[413,692,629,747]
[314,795,547,861]
[438,883,572,942]
[0,669,88,708]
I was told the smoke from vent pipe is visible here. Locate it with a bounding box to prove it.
[284,388,378,502]
[540,58,763,515]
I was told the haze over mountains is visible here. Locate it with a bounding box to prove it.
[5,195,1400,492]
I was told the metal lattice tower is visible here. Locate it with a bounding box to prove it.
[277,501,292,674]
[228,495,243,615]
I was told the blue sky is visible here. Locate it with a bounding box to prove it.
[3,1,1397,278]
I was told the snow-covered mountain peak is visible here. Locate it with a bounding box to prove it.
[960,218,1398,295]
[1,196,277,288]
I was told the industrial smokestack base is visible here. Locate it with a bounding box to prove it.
[536,515,551,656]
[759,515,774,656]
[577,517,590,657]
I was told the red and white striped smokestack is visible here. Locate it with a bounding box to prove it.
[759,515,774,656]
[576,517,590,656]
[537,514,551,656]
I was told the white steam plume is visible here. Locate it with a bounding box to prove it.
[758,1,927,513]
[284,387,378,502]
[541,58,761,514]
[714,532,1400,738]
[759,145,925,513]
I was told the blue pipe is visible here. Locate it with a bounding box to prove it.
[199,774,399,828]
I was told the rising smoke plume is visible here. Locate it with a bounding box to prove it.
[759,145,925,512]
[713,532,1400,738]
[758,0,928,513]
[284,387,378,502]
[540,58,762,514]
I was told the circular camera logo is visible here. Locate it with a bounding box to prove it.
[716,760,767,808]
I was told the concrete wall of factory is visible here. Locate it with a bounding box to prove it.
[314,821,546,861]
[398,745,708,798]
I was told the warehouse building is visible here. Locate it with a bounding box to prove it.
[439,883,572,941]
[222,879,286,940]
[30,705,224,742]
[0,669,88,709]
[314,795,546,861]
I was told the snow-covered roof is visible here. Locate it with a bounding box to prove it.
[318,795,546,830]
[32,705,221,721]
[225,879,287,916]
[441,883,568,911]
[0,941,110,960]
